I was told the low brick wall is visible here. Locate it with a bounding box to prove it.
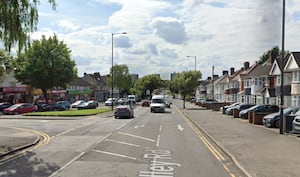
[233,109,240,118]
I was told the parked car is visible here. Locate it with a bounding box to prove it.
[220,102,238,113]
[225,103,241,115]
[105,98,116,106]
[114,104,134,119]
[141,100,151,107]
[232,103,256,117]
[71,100,85,108]
[0,102,12,112]
[37,103,52,112]
[293,114,300,133]
[239,105,260,119]
[263,107,300,128]
[195,98,204,106]
[56,101,70,110]
[164,97,172,108]
[50,102,67,111]
[3,103,38,115]
[77,100,98,110]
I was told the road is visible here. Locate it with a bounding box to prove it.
[0,102,245,177]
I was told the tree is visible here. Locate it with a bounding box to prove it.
[132,74,164,99]
[107,64,132,96]
[0,0,56,52]
[13,34,77,102]
[171,71,201,108]
[0,49,14,79]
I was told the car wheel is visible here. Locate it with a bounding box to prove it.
[275,120,280,128]
[115,116,118,119]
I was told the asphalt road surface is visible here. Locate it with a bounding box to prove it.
[0,103,244,177]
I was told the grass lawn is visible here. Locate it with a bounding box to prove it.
[25,108,112,116]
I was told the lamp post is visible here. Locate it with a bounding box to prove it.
[111,32,127,111]
[186,55,196,71]
[279,0,285,134]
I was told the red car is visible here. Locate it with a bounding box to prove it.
[141,100,151,107]
[3,103,38,115]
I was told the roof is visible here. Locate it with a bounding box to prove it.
[69,78,91,87]
[292,52,300,67]
[246,62,272,78]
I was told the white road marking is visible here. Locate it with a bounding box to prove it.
[105,139,140,147]
[134,124,145,128]
[117,132,156,142]
[159,125,162,132]
[49,152,85,177]
[177,124,184,131]
[117,123,127,130]
[92,150,136,160]
[156,134,161,147]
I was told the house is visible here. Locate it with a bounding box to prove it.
[269,54,291,107]
[67,77,93,102]
[82,72,109,102]
[283,52,300,107]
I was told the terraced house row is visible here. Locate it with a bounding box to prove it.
[197,52,300,107]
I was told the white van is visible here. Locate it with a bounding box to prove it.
[150,95,166,113]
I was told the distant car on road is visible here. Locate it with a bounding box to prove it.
[114,104,134,119]
[3,103,38,115]
[150,95,166,113]
[141,100,150,107]
[105,98,116,106]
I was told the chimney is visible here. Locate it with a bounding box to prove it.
[230,67,235,75]
[244,62,250,70]
[222,70,228,76]
[269,51,276,64]
[213,75,219,79]
[207,77,211,80]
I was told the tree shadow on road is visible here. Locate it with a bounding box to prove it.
[0,151,60,177]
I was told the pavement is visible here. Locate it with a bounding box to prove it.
[1,101,300,177]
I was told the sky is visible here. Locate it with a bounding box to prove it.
[32,0,300,80]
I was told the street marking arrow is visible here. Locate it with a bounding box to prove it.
[177,124,184,131]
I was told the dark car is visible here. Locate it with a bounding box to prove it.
[49,103,67,111]
[114,104,134,119]
[77,100,98,110]
[239,105,260,119]
[56,101,70,110]
[232,103,256,117]
[0,102,12,112]
[263,107,300,128]
[3,103,38,115]
[225,103,241,115]
[37,103,53,112]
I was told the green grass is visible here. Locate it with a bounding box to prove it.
[25,108,112,116]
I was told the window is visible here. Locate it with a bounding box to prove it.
[292,95,300,107]
[292,71,300,83]
[276,75,281,86]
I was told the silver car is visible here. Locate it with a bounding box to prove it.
[293,115,300,133]
[114,104,134,119]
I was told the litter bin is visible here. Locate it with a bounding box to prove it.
[285,114,296,133]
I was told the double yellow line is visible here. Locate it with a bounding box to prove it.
[175,106,236,177]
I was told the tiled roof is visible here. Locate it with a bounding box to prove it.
[69,77,91,86]
[291,52,300,67]
[246,62,272,77]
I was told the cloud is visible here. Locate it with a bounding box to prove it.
[160,48,178,58]
[113,36,132,48]
[151,17,188,44]
[57,19,81,31]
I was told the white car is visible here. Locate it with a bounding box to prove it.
[150,95,166,113]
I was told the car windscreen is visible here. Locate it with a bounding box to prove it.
[152,99,164,104]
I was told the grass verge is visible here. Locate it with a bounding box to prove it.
[25,108,112,116]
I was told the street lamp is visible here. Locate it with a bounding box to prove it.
[279,0,285,134]
[111,32,127,111]
[186,55,196,71]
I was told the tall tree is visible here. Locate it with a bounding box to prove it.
[0,0,56,52]
[13,34,77,102]
[132,74,163,99]
[107,64,132,96]
[258,46,281,64]
[0,49,14,78]
[171,71,201,108]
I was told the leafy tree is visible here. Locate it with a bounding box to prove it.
[0,0,56,52]
[107,64,132,97]
[132,74,164,99]
[171,71,201,108]
[13,34,77,102]
[0,49,14,78]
